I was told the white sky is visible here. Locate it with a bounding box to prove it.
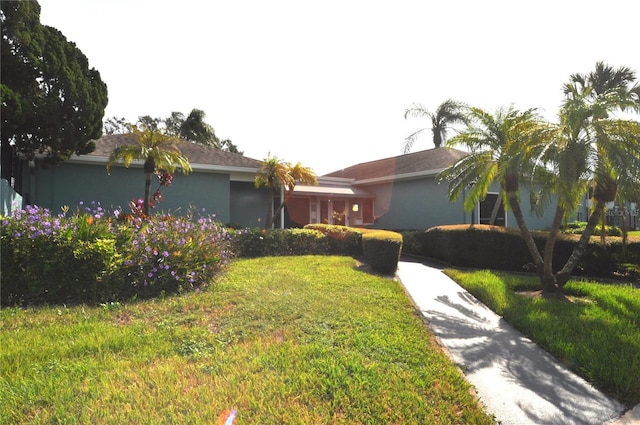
[38,0,640,175]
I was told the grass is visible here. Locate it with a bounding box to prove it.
[0,256,494,424]
[444,268,640,406]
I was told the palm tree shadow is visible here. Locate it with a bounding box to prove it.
[422,291,623,424]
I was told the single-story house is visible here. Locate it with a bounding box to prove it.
[16,134,269,228]
[13,135,570,230]
[284,148,557,230]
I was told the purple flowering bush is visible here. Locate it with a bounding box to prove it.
[1,204,233,305]
[116,210,233,299]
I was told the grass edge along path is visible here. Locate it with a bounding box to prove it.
[444,268,640,407]
[1,256,494,424]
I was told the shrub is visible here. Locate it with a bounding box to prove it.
[231,228,328,257]
[0,205,233,305]
[562,221,622,236]
[413,224,640,279]
[304,223,363,256]
[1,205,120,304]
[116,211,233,299]
[361,229,403,275]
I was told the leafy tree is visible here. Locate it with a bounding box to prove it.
[1,1,108,186]
[440,63,640,296]
[254,154,317,229]
[403,99,469,152]
[220,138,243,155]
[106,123,192,216]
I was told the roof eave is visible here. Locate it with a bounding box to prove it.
[354,168,447,185]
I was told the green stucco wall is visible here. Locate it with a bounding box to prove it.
[366,177,556,231]
[229,181,269,228]
[25,163,232,222]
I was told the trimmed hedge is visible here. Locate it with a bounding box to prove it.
[361,229,403,275]
[233,225,403,275]
[402,224,640,279]
[304,223,363,256]
[231,228,328,257]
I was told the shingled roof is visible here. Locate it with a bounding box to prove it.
[85,134,263,169]
[324,147,468,182]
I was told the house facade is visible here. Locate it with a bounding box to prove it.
[18,134,270,228]
[14,136,566,231]
[281,148,557,231]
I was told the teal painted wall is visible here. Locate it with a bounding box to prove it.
[230,181,269,228]
[367,177,556,231]
[369,178,467,230]
[26,163,232,222]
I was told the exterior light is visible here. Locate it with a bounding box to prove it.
[352,203,359,212]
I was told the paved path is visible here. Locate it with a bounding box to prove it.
[396,257,629,425]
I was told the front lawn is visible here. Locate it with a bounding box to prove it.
[1,256,494,424]
[444,269,640,406]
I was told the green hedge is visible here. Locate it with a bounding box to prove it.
[231,228,328,257]
[304,223,363,256]
[402,224,640,279]
[361,229,403,275]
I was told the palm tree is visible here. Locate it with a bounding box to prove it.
[177,109,220,149]
[438,106,548,275]
[106,123,192,216]
[440,64,640,296]
[254,154,317,229]
[403,99,469,152]
[549,64,640,287]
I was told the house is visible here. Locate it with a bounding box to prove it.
[18,134,269,228]
[17,136,560,230]
[283,148,557,231]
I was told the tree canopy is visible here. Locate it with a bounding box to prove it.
[106,109,243,154]
[255,154,317,229]
[106,123,192,216]
[403,99,469,152]
[1,1,108,185]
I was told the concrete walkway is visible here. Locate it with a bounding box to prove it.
[396,256,632,425]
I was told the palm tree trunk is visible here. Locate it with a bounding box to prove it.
[506,190,544,274]
[555,200,605,287]
[541,204,565,294]
[265,187,274,229]
[489,196,501,225]
[144,173,152,216]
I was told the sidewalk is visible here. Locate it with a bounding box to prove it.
[396,256,631,425]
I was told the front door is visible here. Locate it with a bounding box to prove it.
[332,201,346,226]
[319,199,346,225]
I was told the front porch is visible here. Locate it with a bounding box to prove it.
[274,178,375,228]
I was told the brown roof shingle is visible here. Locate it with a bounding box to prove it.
[89,134,263,169]
[324,147,468,181]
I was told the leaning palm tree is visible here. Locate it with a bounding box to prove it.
[254,154,317,229]
[403,99,469,152]
[106,123,192,216]
[438,106,548,274]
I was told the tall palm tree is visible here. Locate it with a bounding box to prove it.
[403,99,469,152]
[177,109,221,149]
[106,123,192,216]
[549,64,640,286]
[254,154,317,229]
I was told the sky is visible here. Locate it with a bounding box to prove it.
[37,0,640,176]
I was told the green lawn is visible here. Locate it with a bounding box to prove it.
[445,268,640,406]
[1,256,493,425]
